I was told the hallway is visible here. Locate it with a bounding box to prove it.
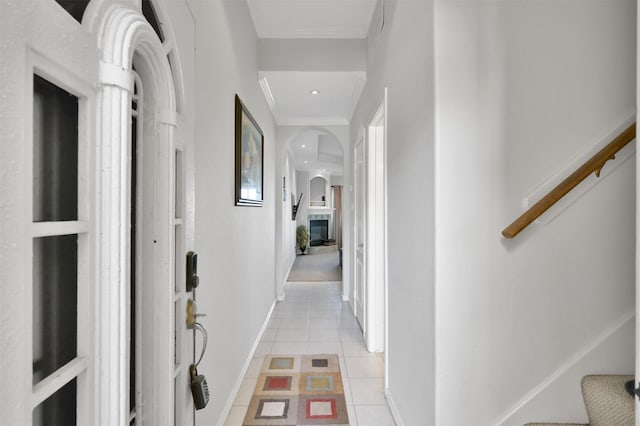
[223,282,395,426]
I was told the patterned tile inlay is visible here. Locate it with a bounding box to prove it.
[269,357,295,370]
[306,375,333,391]
[243,355,348,425]
[307,399,337,418]
[264,376,292,391]
[312,358,329,368]
[256,400,289,419]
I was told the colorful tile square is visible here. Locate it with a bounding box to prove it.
[255,373,299,396]
[264,376,292,391]
[270,357,295,370]
[262,355,300,373]
[306,375,333,392]
[299,372,344,395]
[297,394,349,425]
[307,399,337,418]
[258,400,288,418]
[243,395,299,426]
[311,358,329,368]
[301,354,339,373]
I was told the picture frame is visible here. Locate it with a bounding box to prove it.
[235,94,264,206]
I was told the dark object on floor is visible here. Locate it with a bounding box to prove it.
[624,379,635,398]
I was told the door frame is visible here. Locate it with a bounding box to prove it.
[364,89,388,354]
[353,132,366,332]
[352,90,388,354]
[86,2,191,424]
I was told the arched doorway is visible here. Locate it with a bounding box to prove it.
[277,128,346,298]
[86,1,193,423]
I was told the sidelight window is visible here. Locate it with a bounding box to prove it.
[31,74,89,426]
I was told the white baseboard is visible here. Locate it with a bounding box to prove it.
[386,388,405,426]
[216,300,277,426]
[278,257,296,300]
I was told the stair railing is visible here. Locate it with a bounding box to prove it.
[501,122,636,239]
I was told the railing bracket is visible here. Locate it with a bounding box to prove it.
[594,154,616,178]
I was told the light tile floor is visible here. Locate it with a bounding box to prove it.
[223,282,396,426]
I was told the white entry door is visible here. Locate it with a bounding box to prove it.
[354,136,366,331]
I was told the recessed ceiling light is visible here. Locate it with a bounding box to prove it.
[310,90,319,95]
[304,161,308,164]
[301,144,306,148]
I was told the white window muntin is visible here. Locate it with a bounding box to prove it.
[27,49,95,424]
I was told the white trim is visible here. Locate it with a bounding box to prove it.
[27,40,96,426]
[636,15,640,419]
[353,135,366,327]
[386,388,406,426]
[158,109,178,127]
[86,3,179,424]
[493,310,635,425]
[364,90,387,354]
[347,73,367,124]
[217,300,277,426]
[259,77,275,108]
[32,357,89,408]
[32,221,90,237]
[280,260,296,301]
[100,61,135,92]
[277,116,350,126]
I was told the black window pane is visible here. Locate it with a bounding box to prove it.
[142,0,165,42]
[54,0,90,23]
[33,235,78,384]
[33,378,76,426]
[33,75,78,222]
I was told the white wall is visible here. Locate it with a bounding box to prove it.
[434,2,636,425]
[186,1,277,424]
[350,2,436,425]
[295,170,311,228]
[276,148,297,298]
[258,38,367,72]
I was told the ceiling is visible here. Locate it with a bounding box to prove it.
[258,71,366,126]
[246,0,378,39]
[288,130,344,175]
[247,0,378,174]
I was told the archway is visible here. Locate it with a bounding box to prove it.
[276,127,346,299]
[84,1,192,423]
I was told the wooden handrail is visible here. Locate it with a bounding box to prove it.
[502,123,636,239]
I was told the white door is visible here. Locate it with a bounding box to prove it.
[365,96,387,354]
[1,2,99,424]
[354,137,366,331]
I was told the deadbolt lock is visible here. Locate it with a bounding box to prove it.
[187,299,196,329]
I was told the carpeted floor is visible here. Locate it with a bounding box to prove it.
[242,354,349,426]
[287,247,342,282]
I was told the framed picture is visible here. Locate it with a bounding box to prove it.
[235,94,264,206]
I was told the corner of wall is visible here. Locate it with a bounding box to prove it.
[385,388,407,426]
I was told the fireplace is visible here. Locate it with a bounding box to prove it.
[309,219,329,246]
